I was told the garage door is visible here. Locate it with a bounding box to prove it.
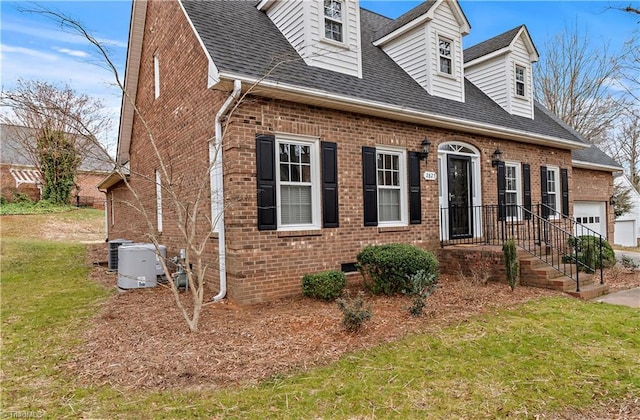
[614,220,636,246]
[574,201,606,237]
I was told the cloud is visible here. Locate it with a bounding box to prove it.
[1,44,58,61]
[54,47,90,58]
[2,17,127,49]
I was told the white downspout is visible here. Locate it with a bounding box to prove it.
[211,79,242,302]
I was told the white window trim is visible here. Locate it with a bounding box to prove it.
[546,165,561,219]
[322,0,346,45]
[376,146,408,227]
[275,134,321,231]
[155,170,163,232]
[504,161,522,221]
[153,53,160,99]
[514,63,526,98]
[437,34,455,78]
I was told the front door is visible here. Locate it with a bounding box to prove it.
[447,155,473,239]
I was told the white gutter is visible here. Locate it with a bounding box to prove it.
[218,71,588,151]
[211,79,242,302]
[572,160,624,172]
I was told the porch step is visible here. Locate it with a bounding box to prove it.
[566,283,610,300]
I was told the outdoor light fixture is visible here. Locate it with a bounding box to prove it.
[610,195,618,206]
[491,148,503,167]
[418,138,431,161]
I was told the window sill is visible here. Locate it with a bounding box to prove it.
[377,225,410,233]
[437,71,457,81]
[320,37,349,50]
[277,230,323,238]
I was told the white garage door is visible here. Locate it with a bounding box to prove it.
[614,220,636,247]
[574,201,606,237]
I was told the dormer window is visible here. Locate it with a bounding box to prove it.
[324,0,343,43]
[438,36,453,75]
[515,65,526,97]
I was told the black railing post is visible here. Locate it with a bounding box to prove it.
[599,236,604,285]
[574,237,580,292]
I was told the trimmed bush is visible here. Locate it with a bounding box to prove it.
[301,270,347,301]
[356,244,439,295]
[567,235,616,271]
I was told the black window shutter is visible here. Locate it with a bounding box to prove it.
[321,141,339,228]
[362,146,378,226]
[523,163,532,220]
[408,152,422,224]
[497,160,506,221]
[561,168,569,217]
[256,134,277,230]
[540,166,548,219]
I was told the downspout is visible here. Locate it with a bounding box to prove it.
[211,79,242,302]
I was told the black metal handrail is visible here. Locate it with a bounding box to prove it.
[439,203,605,292]
[536,203,605,285]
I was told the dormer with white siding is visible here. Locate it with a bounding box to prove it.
[257,0,362,78]
[372,0,470,103]
[464,25,539,119]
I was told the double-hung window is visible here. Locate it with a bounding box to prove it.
[438,36,453,75]
[504,163,521,219]
[324,0,343,43]
[545,166,559,215]
[375,148,407,225]
[515,65,526,97]
[276,137,321,229]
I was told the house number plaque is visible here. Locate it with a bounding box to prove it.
[423,171,437,181]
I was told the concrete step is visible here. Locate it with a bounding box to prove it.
[566,283,610,300]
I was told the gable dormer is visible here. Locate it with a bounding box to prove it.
[257,0,362,78]
[464,25,539,119]
[373,0,470,103]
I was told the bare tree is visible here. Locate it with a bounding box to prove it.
[604,109,640,189]
[1,80,112,200]
[534,24,629,143]
[16,5,304,332]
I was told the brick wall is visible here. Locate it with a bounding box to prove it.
[107,0,225,295]
[221,96,574,303]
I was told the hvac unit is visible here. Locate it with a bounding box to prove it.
[117,244,158,289]
[108,239,133,272]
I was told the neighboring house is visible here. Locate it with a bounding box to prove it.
[102,0,618,304]
[0,124,112,208]
[613,174,640,247]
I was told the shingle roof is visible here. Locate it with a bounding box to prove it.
[463,25,523,63]
[373,1,437,39]
[0,124,113,172]
[181,1,585,147]
[572,145,621,169]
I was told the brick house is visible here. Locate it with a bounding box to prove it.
[102,0,620,304]
[1,124,112,208]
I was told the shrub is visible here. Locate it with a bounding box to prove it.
[356,244,439,295]
[12,192,33,204]
[301,270,347,301]
[620,254,639,271]
[568,236,616,271]
[405,269,438,317]
[503,238,519,292]
[336,293,372,334]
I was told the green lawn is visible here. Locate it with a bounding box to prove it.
[1,218,639,418]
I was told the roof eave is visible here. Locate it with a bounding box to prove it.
[116,0,147,166]
[97,171,127,191]
[572,160,624,172]
[217,72,588,151]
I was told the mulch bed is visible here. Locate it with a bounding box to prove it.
[70,244,639,393]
